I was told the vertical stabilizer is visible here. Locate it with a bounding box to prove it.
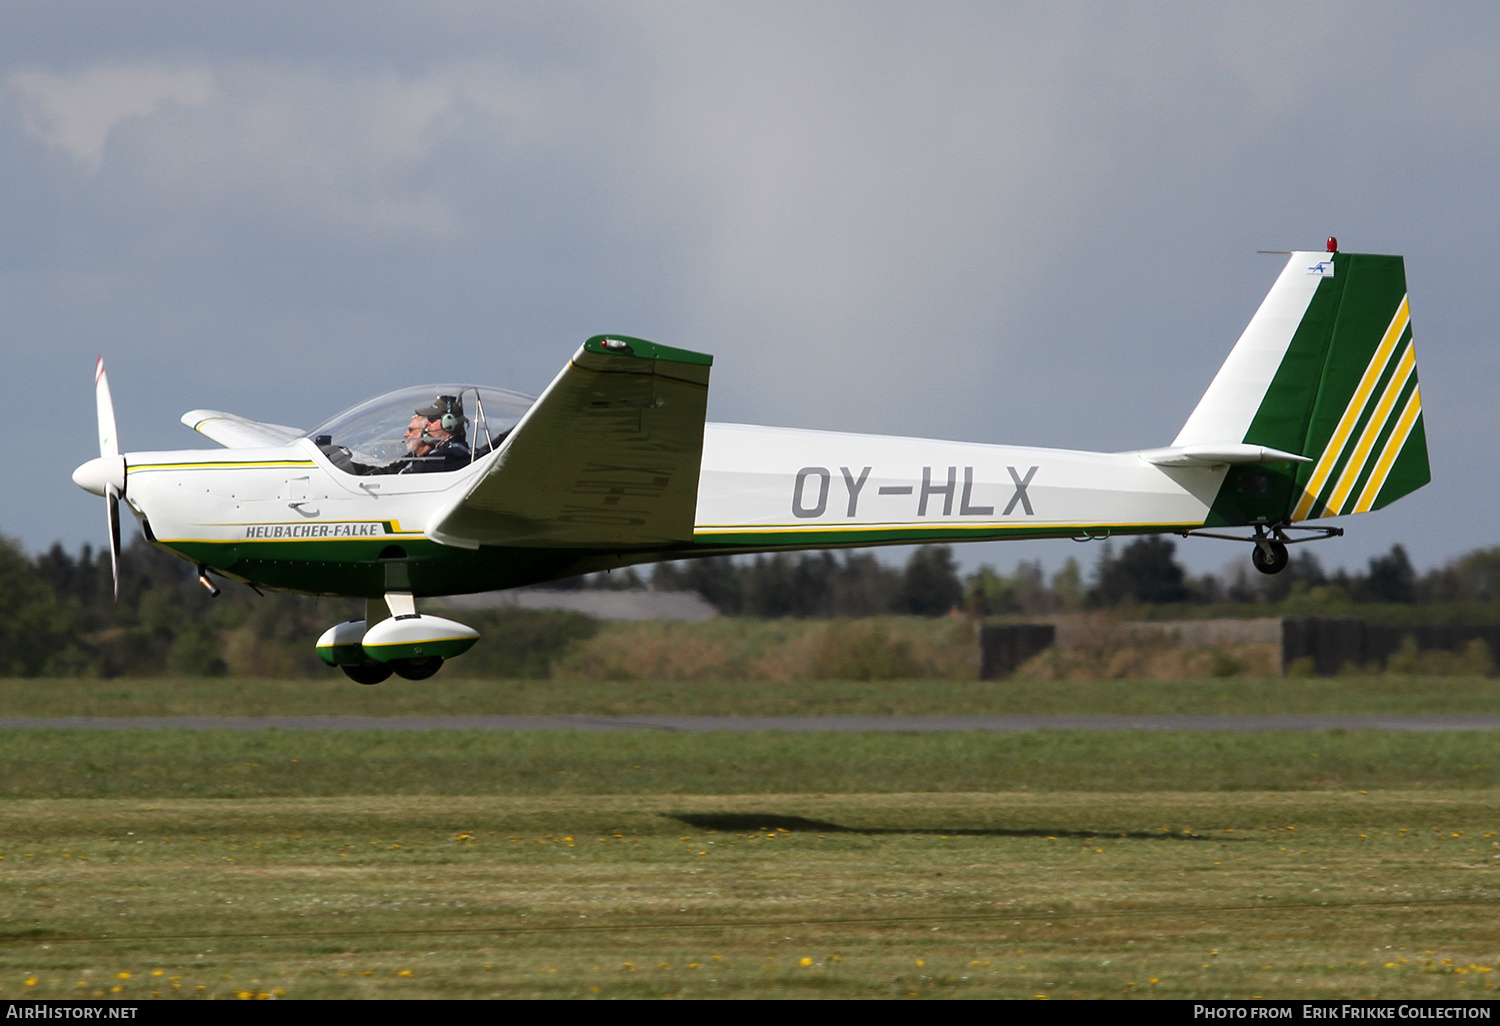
[1181,250,1429,527]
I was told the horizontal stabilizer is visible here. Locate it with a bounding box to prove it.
[182,409,304,449]
[1137,443,1311,467]
[428,335,712,549]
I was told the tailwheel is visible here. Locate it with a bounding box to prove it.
[1252,539,1290,575]
[342,662,393,685]
[390,656,444,680]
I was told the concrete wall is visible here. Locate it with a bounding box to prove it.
[978,624,1057,680]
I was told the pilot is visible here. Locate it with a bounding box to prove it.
[399,395,471,473]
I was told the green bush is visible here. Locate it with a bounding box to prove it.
[446,608,601,678]
[812,620,920,680]
[1385,636,1495,676]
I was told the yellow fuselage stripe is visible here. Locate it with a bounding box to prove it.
[131,461,317,472]
[692,519,1200,536]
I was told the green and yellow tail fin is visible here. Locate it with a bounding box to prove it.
[1177,249,1429,527]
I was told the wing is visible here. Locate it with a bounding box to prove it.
[428,335,712,549]
[181,409,305,449]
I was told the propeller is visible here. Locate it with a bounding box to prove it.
[71,357,126,600]
[96,357,123,601]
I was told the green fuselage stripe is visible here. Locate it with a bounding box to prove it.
[692,521,1199,548]
[157,516,1202,598]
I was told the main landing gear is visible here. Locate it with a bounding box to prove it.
[1180,522,1343,577]
[315,592,480,684]
[343,661,393,686]
[339,657,443,685]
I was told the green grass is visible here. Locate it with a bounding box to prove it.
[3,671,1497,999]
[1,729,1498,798]
[4,673,1500,718]
[2,791,1498,999]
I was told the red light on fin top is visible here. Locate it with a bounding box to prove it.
[1326,236,1338,253]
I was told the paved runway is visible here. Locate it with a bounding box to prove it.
[2,715,1499,732]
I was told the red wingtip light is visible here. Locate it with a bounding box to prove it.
[1326,236,1338,253]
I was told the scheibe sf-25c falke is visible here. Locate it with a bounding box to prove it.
[72,244,1429,683]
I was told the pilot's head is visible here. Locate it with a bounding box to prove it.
[414,395,463,449]
[402,413,429,456]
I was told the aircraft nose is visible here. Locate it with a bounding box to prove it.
[73,455,126,497]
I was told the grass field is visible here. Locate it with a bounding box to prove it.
[1,675,1497,999]
[1,791,1497,999]
[4,673,1500,718]
[1,729,1499,797]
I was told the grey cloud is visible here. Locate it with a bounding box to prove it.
[3,2,1498,578]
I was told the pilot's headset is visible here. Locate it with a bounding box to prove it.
[421,396,463,444]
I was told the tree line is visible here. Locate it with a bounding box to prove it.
[632,536,1500,616]
[2,531,1499,676]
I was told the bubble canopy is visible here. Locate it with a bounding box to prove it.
[305,384,535,473]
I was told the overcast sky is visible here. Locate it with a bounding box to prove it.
[4,2,1496,581]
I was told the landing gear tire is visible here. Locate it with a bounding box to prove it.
[391,656,444,681]
[1252,540,1290,575]
[342,662,393,685]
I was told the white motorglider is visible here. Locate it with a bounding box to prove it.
[73,244,1429,682]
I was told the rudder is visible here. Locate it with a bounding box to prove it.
[1186,249,1429,527]
[1285,253,1428,520]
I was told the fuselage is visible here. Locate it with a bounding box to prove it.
[120,421,1229,598]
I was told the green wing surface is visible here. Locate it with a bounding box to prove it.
[427,336,712,549]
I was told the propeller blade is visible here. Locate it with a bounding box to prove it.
[96,357,122,601]
[95,356,119,458]
[106,487,121,602]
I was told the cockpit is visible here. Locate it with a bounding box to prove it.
[305,384,536,476]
